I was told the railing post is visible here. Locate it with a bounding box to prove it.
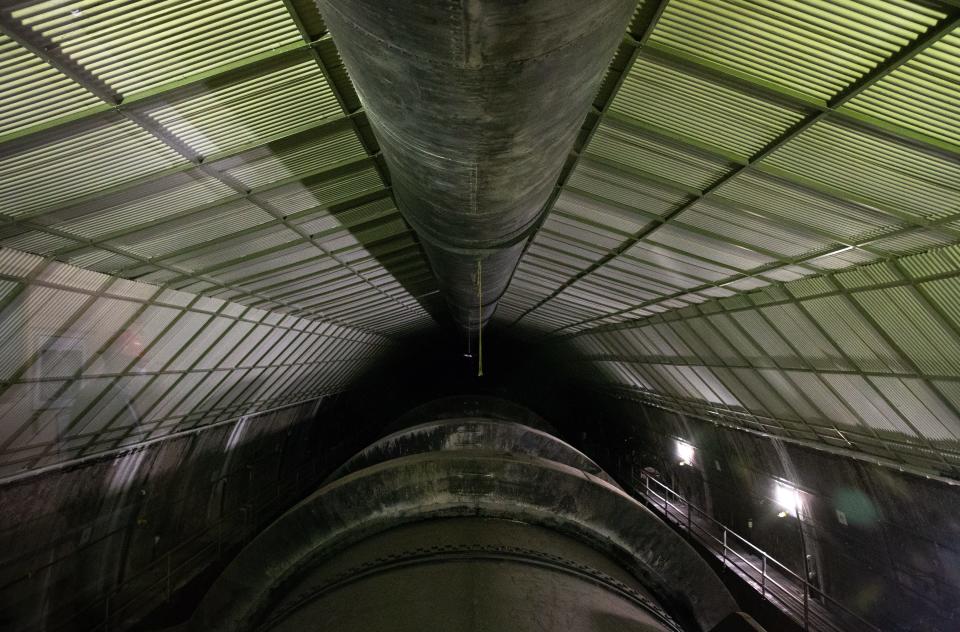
[687,498,692,533]
[722,529,727,568]
[663,485,669,516]
[804,580,810,631]
[761,555,766,599]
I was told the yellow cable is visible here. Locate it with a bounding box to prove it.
[477,257,483,377]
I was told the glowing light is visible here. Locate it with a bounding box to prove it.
[676,440,694,466]
[774,481,801,518]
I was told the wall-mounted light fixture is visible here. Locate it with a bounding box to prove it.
[774,480,801,518]
[675,439,694,466]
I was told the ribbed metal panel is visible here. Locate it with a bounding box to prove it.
[800,294,913,374]
[216,126,366,189]
[329,197,397,229]
[1,230,77,255]
[13,0,302,96]
[919,278,960,334]
[647,225,776,270]
[627,241,737,281]
[587,122,730,190]
[844,29,960,148]
[787,371,863,428]
[171,228,297,273]
[724,276,770,292]
[605,255,702,290]
[53,172,235,239]
[0,0,437,342]
[25,297,141,378]
[145,60,342,158]
[899,243,960,278]
[112,200,274,259]
[785,275,836,298]
[834,260,901,289]
[256,167,383,215]
[567,161,685,217]
[533,233,608,266]
[0,34,101,138]
[867,229,957,256]
[805,247,879,271]
[762,120,960,222]
[696,287,746,298]
[542,216,626,252]
[611,55,806,158]
[855,286,960,377]
[822,372,917,436]
[0,285,89,380]
[871,376,960,441]
[36,262,109,291]
[730,310,801,367]
[707,313,771,367]
[761,303,851,371]
[648,0,945,102]
[676,200,832,257]
[759,265,815,282]
[553,190,650,235]
[0,119,185,218]
[713,172,905,242]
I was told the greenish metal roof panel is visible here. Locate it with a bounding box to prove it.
[648,0,945,102]
[611,54,807,159]
[843,30,960,149]
[144,60,342,158]
[761,119,960,223]
[587,122,731,190]
[0,34,101,137]
[0,118,186,218]
[13,0,302,97]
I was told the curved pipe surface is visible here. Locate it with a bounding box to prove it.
[191,417,740,631]
[317,0,635,329]
[325,417,614,483]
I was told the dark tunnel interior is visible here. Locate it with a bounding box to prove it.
[2,1,960,631]
[3,333,959,631]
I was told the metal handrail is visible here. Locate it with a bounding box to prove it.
[635,471,882,632]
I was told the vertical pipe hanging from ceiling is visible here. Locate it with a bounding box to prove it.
[316,0,635,331]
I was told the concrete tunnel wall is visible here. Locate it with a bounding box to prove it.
[0,397,377,632]
[550,389,960,632]
[2,329,959,632]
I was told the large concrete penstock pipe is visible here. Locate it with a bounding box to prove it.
[191,401,763,631]
[316,1,636,330]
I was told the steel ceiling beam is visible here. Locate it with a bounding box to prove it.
[281,0,443,323]
[511,5,960,334]
[496,0,671,324]
[637,44,960,162]
[0,10,427,331]
[0,36,315,150]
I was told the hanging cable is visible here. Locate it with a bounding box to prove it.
[465,296,472,359]
[477,257,484,377]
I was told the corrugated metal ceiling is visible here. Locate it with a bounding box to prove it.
[1,0,960,482]
[499,0,960,479]
[0,0,438,474]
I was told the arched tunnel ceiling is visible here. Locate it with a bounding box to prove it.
[0,0,439,334]
[0,0,960,485]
